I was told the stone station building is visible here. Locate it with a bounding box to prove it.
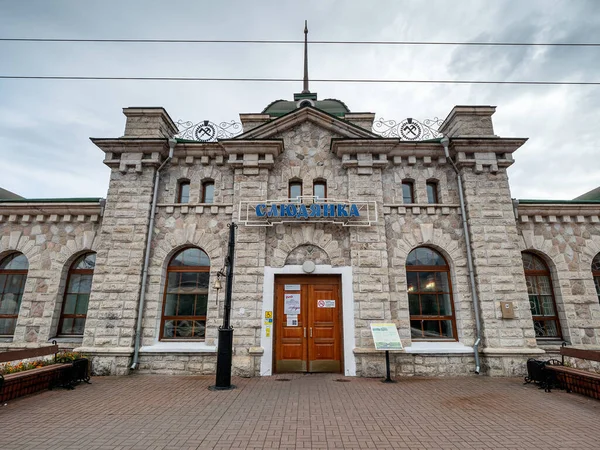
[1,87,600,378]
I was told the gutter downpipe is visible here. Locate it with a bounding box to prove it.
[130,137,176,370]
[441,136,481,374]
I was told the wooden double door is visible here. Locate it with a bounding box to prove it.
[274,275,342,373]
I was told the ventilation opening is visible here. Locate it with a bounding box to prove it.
[299,100,312,108]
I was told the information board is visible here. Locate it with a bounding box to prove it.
[370,323,403,350]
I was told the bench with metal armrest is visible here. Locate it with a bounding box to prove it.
[0,341,89,402]
[544,343,600,400]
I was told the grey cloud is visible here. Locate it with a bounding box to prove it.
[0,0,599,199]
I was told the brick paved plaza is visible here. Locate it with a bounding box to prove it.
[1,374,599,449]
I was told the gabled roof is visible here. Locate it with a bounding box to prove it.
[574,186,600,201]
[0,187,23,200]
[235,105,380,140]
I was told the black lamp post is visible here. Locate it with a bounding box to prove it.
[210,222,237,391]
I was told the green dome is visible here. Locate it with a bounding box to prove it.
[262,97,350,117]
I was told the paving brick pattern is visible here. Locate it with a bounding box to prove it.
[1,374,600,449]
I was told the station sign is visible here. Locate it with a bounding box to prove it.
[239,196,377,227]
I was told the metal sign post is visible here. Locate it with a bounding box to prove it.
[370,323,403,384]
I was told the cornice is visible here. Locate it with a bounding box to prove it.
[518,203,600,225]
[0,202,103,224]
[449,137,528,154]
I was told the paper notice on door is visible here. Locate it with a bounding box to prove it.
[284,293,301,314]
[286,315,298,326]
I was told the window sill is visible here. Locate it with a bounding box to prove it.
[0,337,14,343]
[404,341,474,354]
[140,341,217,354]
[49,336,83,344]
[536,339,567,351]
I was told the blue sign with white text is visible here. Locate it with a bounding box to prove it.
[255,203,361,219]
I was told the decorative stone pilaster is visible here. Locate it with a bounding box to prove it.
[82,121,174,373]
[122,107,178,138]
[228,166,271,376]
[347,164,393,349]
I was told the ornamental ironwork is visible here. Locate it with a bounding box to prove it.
[372,117,444,141]
[175,119,243,142]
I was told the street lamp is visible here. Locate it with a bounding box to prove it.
[209,222,238,391]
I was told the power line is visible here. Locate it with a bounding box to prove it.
[0,75,598,85]
[1,38,600,47]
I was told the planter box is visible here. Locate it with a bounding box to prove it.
[0,363,73,402]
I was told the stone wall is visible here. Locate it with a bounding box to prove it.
[460,168,537,350]
[0,209,101,348]
[82,168,155,354]
[142,206,230,348]
[382,160,474,347]
[517,210,600,345]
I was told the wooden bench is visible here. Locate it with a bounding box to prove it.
[0,342,74,402]
[545,345,600,400]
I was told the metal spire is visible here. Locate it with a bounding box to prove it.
[302,20,309,93]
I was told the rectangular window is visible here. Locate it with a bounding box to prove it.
[402,181,414,204]
[202,182,214,204]
[289,182,302,201]
[178,181,190,204]
[313,181,326,201]
[426,182,439,204]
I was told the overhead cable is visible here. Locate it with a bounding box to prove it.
[0,75,598,85]
[1,38,599,47]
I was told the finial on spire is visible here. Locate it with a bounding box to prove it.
[302,20,310,94]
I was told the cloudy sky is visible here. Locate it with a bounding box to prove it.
[1,0,599,200]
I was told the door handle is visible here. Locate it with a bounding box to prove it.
[304,327,307,338]
[310,327,313,338]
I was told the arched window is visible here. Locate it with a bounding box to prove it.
[201,181,214,204]
[592,253,600,303]
[177,180,190,204]
[426,181,439,204]
[289,180,302,201]
[402,181,414,204]
[161,247,210,340]
[313,180,327,202]
[406,247,457,340]
[0,253,29,336]
[58,253,96,336]
[522,252,562,338]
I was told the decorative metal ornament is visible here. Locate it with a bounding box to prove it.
[195,121,216,141]
[372,117,444,141]
[175,119,243,142]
